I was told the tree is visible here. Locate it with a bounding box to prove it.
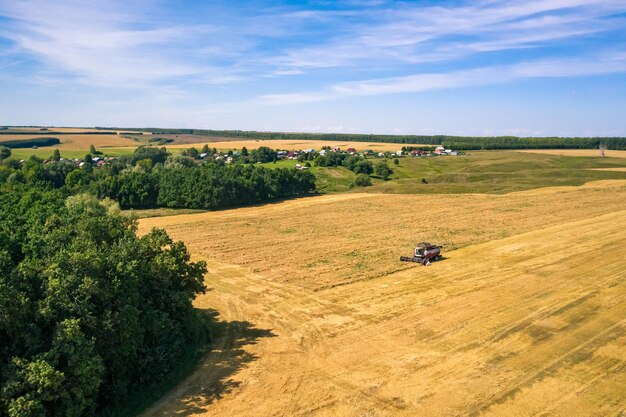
[393,158,399,165]
[133,146,168,165]
[353,160,373,175]
[65,169,90,189]
[0,145,10,160]
[183,147,199,159]
[0,190,208,415]
[89,144,102,155]
[241,146,248,156]
[375,161,393,180]
[51,149,61,161]
[354,173,371,187]
[201,144,209,154]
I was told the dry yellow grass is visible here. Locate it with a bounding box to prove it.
[164,139,425,152]
[139,180,626,290]
[3,127,141,134]
[0,134,137,149]
[588,167,626,172]
[517,149,626,158]
[138,180,626,417]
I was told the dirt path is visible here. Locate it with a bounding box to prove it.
[140,207,626,417]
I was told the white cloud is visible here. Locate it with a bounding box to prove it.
[260,52,626,104]
[272,0,626,70]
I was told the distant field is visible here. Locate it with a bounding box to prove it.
[164,139,427,152]
[8,147,136,160]
[257,151,626,194]
[1,127,141,134]
[0,133,136,150]
[517,149,626,158]
[138,180,626,417]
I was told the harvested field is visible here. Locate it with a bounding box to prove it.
[139,180,626,290]
[164,139,428,152]
[517,149,626,158]
[0,134,136,149]
[138,180,626,417]
[1,127,140,134]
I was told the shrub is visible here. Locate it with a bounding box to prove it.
[354,173,372,187]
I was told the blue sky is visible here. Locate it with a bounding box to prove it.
[1,0,626,136]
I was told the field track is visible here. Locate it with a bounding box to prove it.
[138,182,626,417]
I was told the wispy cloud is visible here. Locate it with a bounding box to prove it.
[272,0,626,69]
[260,52,626,105]
[1,0,625,135]
[1,0,625,87]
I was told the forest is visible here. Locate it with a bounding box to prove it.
[0,137,61,148]
[0,187,208,416]
[0,146,316,210]
[0,145,316,414]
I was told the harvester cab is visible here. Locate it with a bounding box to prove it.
[400,242,442,265]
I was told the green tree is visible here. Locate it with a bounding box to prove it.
[393,158,399,165]
[133,146,168,165]
[354,173,371,187]
[0,191,208,415]
[353,160,373,175]
[51,149,61,162]
[0,145,10,160]
[64,169,90,189]
[201,144,209,154]
[89,144,102,155]
[375,161,393,180]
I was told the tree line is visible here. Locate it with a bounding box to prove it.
[95,127,626,150]
[0,137,61,148]
[442,136,626,150]
[0,187,208,416]
[0,146,317,210]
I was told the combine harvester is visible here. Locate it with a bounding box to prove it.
[400,242,442,266]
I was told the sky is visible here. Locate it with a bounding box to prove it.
[1,0,626,136]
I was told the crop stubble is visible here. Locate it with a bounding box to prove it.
[138,180,626,417]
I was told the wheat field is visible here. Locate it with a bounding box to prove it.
[517,149,626,158]
[164,139,427,152]
[137,180,626,417]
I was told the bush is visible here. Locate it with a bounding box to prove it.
[354,173,372,187]
[375,161,393,180]
[0,146,10,159]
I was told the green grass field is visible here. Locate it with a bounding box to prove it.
[259,151,626,194]
[8,147,136,160]
[10,146,626,196]
[372,151,626,194]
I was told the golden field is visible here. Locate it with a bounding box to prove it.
[0,133,137,149]
[517,149,626,158]
[164,139,426,152]
[138,180,626,417]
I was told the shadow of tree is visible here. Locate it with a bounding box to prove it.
[155,308,275,416]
